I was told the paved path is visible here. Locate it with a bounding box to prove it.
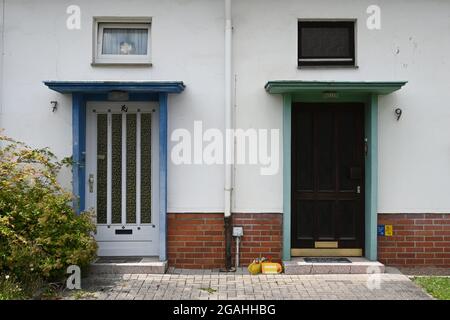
[68,267,432,300]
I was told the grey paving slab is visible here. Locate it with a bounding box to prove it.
[68,268,432,300]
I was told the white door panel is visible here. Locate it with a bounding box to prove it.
[85,102,159,256]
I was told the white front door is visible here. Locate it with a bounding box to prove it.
[86,102,159,256]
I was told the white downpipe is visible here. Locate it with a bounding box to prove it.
[224,0,233,218]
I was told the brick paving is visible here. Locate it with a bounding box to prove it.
[66,267,432,300]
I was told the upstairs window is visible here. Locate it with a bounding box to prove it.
[298,21,356,67]
[93,18,151,65]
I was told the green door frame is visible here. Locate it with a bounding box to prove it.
[266,81,407,261]
[282,93,377,260]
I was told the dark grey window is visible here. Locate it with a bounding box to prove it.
[298,21,355,67]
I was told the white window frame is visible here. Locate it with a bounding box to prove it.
[93,18,152,65]
[297,18,358,68]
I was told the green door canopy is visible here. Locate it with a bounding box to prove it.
[265,80,407,95]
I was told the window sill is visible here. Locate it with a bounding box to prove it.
[297,65,359,70]
[91,62,153,67]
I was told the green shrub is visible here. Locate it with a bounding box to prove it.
[0,134,97,296]
[0,274,25,300]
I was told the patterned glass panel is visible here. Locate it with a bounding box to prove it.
[126,114,137,224]
[111,114,122,224]
[141,113,152,224]
[96,114,108,224]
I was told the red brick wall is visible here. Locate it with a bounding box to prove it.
[167,213,282,269]
[168,213,225,269]
[231,213,282,266]
[378,213,450,267]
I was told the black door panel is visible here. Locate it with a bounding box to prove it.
[291,103,364,250]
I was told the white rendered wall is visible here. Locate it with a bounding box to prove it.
[0,0,4,129]
[1,0,450,214]
[0,0,225,211]
[232,0,450,214]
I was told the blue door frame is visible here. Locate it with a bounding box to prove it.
[44,81,185,262]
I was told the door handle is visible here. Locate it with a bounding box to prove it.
[356,185,361,194]
[89,174,95,193]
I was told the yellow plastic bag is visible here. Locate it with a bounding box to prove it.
[261,262,282,274]
[248,261,262,275]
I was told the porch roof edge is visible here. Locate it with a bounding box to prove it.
[44,80,186,94]
[264,80,407,95]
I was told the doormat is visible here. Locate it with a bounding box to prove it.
[304,257,352,263]
[96,257,143,264]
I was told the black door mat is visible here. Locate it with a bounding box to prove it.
[304,257,352,263]
[96,257,143,264]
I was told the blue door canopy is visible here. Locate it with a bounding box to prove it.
[44,80,185,94]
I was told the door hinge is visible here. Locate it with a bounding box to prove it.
[364,138,368,156]
[88,174,95,193]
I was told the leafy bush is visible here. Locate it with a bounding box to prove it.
[0,134,97,296]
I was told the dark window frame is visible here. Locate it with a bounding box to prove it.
[298,20,356,67]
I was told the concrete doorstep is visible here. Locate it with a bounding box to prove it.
[90,257,168,274]
[283,257,385,275]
